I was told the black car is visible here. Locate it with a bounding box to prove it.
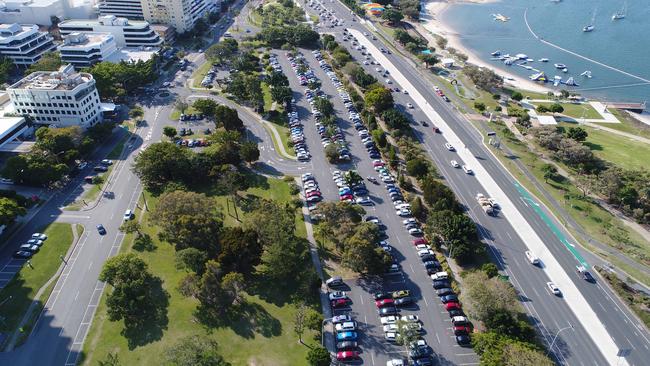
[93,165,108,172]
[378,306,399,316]
[423,261,440,269]
[456,334,471,345]
[436,287,454,296]
[448,309,464,318]
[395,297,413,306]
[412,357,434,366]
[97,224,107,235]
[409,346,432,359]
[336,341,358,350]
[421,254,436,263]
[374,292,392,300]
[432,280,450,289]
[13,250,33,259]
[441,294,458,303]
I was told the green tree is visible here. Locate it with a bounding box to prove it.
[163,126,177,139]
[214,105,244,131]
[420,53,438,68]
[304,308,324,332]
[205,38,239,63]
[239,141,260,164]
[481,263,499,278]
[343,170,363,187]
[0,197,26,227]
[474,102,486,112]
[549,103,564,114]
[510,91,523,101]
[216,227,262,275]
[0,57,14,85]
[175,247,208,274]
[118,220,142,236]
[175,98,189,114]
[406,159,428,178]
[365,85,394,112]
[193,99,219,117]
[381,108,410,130]
[98,352,120,366]
[462,271,518,322]
[294,303,307,344]
[536,105,549,113]
[566,126,588,142]
[164,335,231,366]
[400,0,421,20]
[270,85,293,105]
[129,105,144,119]
[382,9,404,25]
[313,97,334,117]
[540,163,558,183]
[132,142,192,191]
[410,196,426,221]
[267,71,289,87]
[306,345,330,366]
[324,143,339,163]
[26,52,62,74]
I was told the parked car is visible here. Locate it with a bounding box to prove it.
[96,224,106,235]
[13,250,33,259]
[326,276,344,287]
[332,314,352,324]
[336,341,358,350]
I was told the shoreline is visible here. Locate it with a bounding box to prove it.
[420,0,553,94]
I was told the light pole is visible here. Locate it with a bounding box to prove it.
[547,323,574,357]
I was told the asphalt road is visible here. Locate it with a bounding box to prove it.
[304,0,650,365]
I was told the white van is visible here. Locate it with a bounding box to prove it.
[223,32,232,38]
[525,250,540,265]
[430,271,448,281]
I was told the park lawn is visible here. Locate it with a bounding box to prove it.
[558,122,650,171]
[81,175,315,366]
[0,223,76,340]
[593,109,650,140]
[535,101,602,119]
[191,62,213,89]
[483,120,650,285]
[169,106,197,121]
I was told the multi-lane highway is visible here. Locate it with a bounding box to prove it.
[303,0,650,365]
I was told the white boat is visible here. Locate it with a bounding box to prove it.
[583,8,597,32]
[564,77,579,86]
[492,13,510,22]
[554,63,567,69]
[516,53,528,59]
[524,66,533,70]
[562,68,569,73]
[539,58,550,62]
[491,50,501,56]
[580,70,593,78]
[612,1,626,20]
[526,58,534,62]
[553,76,562,87]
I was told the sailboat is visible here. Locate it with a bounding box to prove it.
[583,8,597,32]
[612,1,626,20]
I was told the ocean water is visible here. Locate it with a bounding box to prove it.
[440,0,650,102]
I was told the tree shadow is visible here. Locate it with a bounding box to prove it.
[121,276,169,350]
[583,141,603,151]
[132,233,157,252]
[195,300,282,339]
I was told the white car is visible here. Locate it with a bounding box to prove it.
[363,60,369,65]
[385,79,392,84]
[328,291,347,300]
[332,314,352,323]
[401,315,419,323]
[402,218,417,225]
[387,360,405,366]
[356,197,374,206]
[123,209,133,221]
[445,143,455,151]
[415,244,429,251]
[450,160,460,168]
[462,165,473,174]
[430,271,449,280]
[402,89,409,94]
[525,250,540,265]
[418,249,434,257]
[375,67,382,73]
[547,282,562,296]
[380,315,398,325]
[407,103,414,109]
[383,324,399,332]
[385,332,399,342]
[335,321,357,332]
[31,233,47,241]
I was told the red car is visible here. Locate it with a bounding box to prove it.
[375,298,395,308]
[306,191,322,198]
[454,325,471,335]
[412,238,428,245]
[432,125,440,133]
[336,351,360,361]
[340,194,354,201]
[445,302,462,311]
[331,299,349,308]
[373,161,385,167]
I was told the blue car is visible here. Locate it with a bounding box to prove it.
[336,331,358,341]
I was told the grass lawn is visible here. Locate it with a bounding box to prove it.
[169,106,197,121]
[534,101,602,119]
[558,122,650,171]
[81,174,316,366]
[0,223,77,344]
[482,120,650,285]
[593,109,650,140]
[261,83,294,156]
[191,62,213,89]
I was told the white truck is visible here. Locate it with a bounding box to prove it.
[476,193,498,216]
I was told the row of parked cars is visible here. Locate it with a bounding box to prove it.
[285,54,314,161]
[13,232,48,259]
[179,113,205,121]
[200,66,219,87]
[332,170,372,205]
[301,173,322,204]
[324,277,363,362]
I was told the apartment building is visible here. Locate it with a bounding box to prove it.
[97,0,144,20]
[141,0,218,34]
[0,23,56,66]
[0,0,95,26]
[59,32,118,68]
[59,15,162,48]
[7,64,103,128]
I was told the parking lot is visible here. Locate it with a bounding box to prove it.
[285,45,478,365]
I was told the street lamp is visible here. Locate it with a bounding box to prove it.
[547,323,574,357]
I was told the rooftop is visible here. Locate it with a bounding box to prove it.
[0,23,36,40]
[10,64,94,91]
[61,32,114,47]
[105,47,159,63]
[59,16,150,28]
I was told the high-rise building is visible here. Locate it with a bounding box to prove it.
[97,0,144,20]
[58,15,163,48]
[0,23,56,67]
[0,0,95,26]
[59,32,118,68]
[141,0,218,34]
[8,64,103,128]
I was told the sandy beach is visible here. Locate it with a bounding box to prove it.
[420,0,553,94]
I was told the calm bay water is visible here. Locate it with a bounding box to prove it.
[441,0,650,102]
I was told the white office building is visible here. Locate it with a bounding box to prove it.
[0,23,56,67]
[97,0,144,20]
[141,0,219,34]
[59,32,118,68]
[59,15,163,48]
[0,0,95,26]
[8,64,103,128]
